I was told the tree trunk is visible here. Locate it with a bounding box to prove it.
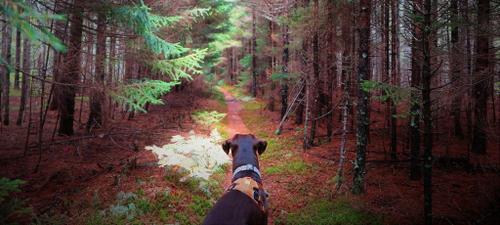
[50,0,69,110]
[228,48,234,83]
[352,0,371,195]
[389,0,399,160]
[1,20,13,126]
[422,0,433,224]
[86,12,107,132]
[57,2,84,136]
[14,28,21,90]
[280,24,289,120]
[326,0,337,141]
[295,33,308,125]
[340,2,353,127]
[450,0,464,139]
[409,0,422,181]
[108,30,116,85]
[251,7,257,97]
[383,0,392,159]
[125,39,135,81]
[336,86,349,191]
[267,21,275,112]
[17,31,31,126]
[471,0,490,154]
[309,0,321,146]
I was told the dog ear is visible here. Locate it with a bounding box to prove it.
[256,140,267,155]
[222,139,231,155]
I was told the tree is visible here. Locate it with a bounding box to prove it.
[421,1,434,224]
[471,0,490,154]
[389,0,399,160]
[16,25,31,126]
[326,0,337,141]
[1,19,13,126]
[308,0,321,147]
[49,0,68,111]
[449,0,464,139]
[251,7,257,97]
[57,2,84,136]
[280,15,289,120]
[352,0,372,195]
[86,11,107,132]
[14,26,21,90]
[409,0,422,181]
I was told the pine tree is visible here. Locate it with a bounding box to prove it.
[17,25,30,126]
[57,1,84,136]
[352,0,372,195]
[86,11,107,132]
[471,0,490,154]
[1,19,13,125]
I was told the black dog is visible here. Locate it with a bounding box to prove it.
[202,134,268,225]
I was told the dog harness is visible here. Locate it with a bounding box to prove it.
[228,164,268,212]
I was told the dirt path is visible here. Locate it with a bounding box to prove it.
[218,87,248,188]
[219,87,250,136]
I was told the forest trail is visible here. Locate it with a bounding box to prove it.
[218,87,249,189]
[219,87,250,136]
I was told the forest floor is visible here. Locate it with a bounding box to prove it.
[1,80,500,225]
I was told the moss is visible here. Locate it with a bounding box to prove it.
[275,199,383,225]
[264,160,311,175]
[210,86,227,106]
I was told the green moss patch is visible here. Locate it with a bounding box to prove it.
[264,160,311,175]
[276,199,383,225]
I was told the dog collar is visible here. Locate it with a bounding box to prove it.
[232,164,261,180]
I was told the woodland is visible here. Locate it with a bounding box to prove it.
[0,0,499,225]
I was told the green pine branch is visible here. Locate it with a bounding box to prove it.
[112,80,180,113]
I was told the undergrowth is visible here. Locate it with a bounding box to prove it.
[0,177,29,225]
[191,110,226,126]
[233,86,382,225]
[82,168,223,225]
[265,160,312,175]
[275,199,383,225]
[223,85,255,102]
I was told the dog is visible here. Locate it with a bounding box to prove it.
[202,134,269,225]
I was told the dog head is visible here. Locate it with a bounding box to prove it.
[222,134,267,170]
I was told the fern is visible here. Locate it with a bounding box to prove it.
[112,79,180,113]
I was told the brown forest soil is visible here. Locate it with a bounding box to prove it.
[1,80,499,225]
[0,79,227,224]
[229,87,500,225]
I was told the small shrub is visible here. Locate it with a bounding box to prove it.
[0,177,30,225]
[189,195,212,217]
[134,198,152,214]
[174,212,190,225]
[158,208,170,222]
[210,87,226,105]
